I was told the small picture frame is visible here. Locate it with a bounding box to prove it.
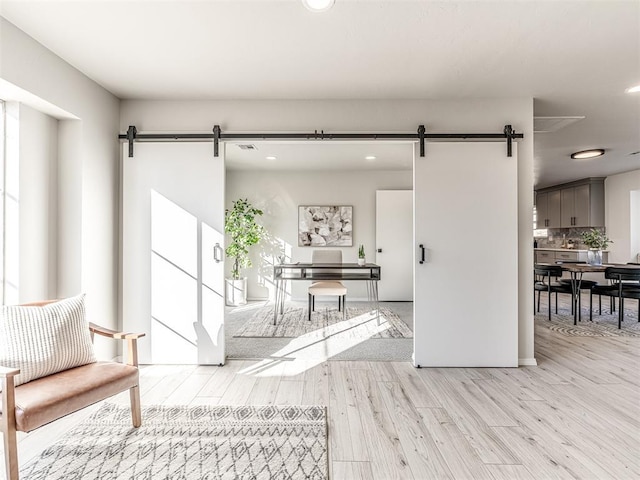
[298,205,353,247]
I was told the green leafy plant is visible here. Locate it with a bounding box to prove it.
[581,229,612,250]
[224,198,264,280]
[358,244,365,259]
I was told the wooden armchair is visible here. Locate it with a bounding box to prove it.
[0,300,145,480]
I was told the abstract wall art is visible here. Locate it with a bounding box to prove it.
[298,205,353,246]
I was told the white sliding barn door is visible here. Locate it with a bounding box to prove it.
[123,142,225,365]
[413,142,518,367]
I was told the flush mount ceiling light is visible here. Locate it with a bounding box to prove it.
[365,155,376,161]
[266,156,277,160]
[302,0,335,12]
[571,149,605,159]
[625,84,640,93]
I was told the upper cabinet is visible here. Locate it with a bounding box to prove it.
[536,178,604,229]
[535,190,561,228]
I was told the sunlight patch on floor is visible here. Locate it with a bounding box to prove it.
[239,309,391,377]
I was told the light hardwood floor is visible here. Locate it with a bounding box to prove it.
[6,315,639,479]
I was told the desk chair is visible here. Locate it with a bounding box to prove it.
[308,250,347,321]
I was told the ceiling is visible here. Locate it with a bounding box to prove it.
[1,0,638,186]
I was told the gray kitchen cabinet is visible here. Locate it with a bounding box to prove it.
[535,250,555,263]
[536,178,604,228]
[561,184,596,227]
[535,249,609,265]
[536,190,561,228]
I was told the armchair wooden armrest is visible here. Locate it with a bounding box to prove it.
[0,366,20,378]
[89,323,146,340]
[88,323,145,367]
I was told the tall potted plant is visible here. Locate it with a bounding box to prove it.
[224,198,264,306]
[581,228,612,266]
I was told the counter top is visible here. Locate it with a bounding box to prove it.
[534,248,610,252]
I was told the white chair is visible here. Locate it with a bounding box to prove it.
[308,250,347,320]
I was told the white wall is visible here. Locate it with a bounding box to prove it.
[605,169,640,263]
[18,104,58,302]
[226,169,412,301]
[1,19,120,358]
[121,98,535,364]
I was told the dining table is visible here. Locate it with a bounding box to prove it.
[555,263,640,325]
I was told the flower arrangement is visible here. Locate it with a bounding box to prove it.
[581,229,612,250]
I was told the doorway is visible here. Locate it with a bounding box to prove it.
[223,140,415,362]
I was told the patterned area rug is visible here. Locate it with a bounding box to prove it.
[535,293,640,337]
[233,305,412,338]
[21,403,328,480]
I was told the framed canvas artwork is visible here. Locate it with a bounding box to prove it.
[298,205,353,246]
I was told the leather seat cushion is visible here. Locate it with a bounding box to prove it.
[309,281,347,296]
[5,361,139,432]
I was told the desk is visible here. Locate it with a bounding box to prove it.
[556,263,639,325]
[273,263,381,325]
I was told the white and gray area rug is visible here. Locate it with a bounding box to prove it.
[535,293,640,337]
[21,403,328,480]
[234,305,413,338]
[226,301,414,362]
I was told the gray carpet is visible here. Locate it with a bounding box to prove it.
[234,305,413,338]
[226,301,413,362]
[535,292,640,337]
[21,403,328,480]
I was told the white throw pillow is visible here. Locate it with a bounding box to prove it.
[0,294,96,387]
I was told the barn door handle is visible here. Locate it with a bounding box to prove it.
[213,243,223,263]
[419,244,425,264]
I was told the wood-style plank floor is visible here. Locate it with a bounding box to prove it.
[6,316,639,479]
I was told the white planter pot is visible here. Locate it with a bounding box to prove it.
[357,258,366,266]
[225,277,247,306]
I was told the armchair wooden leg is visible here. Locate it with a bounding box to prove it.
[2,382,19,480]
[130,385,142,428]
[3,427,18,480]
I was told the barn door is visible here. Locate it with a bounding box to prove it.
[122,142,225,365]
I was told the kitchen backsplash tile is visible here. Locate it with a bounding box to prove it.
[535,227,606,249]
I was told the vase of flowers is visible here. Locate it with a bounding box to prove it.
[581,229,612,266]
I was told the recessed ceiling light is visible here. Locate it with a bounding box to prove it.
[302,0,335,12]
[365,156,376,161]
[570,149,605,159]
[266,156,277,160]
[625,85,640,93]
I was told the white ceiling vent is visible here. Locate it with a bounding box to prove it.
[237,144,258,150]
[534,116,585,133]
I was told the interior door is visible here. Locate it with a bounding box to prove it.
[413,142,518,367]
[122,142,225,365]
[376,190,413,301]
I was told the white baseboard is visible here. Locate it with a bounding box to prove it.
[518,357,538,366]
